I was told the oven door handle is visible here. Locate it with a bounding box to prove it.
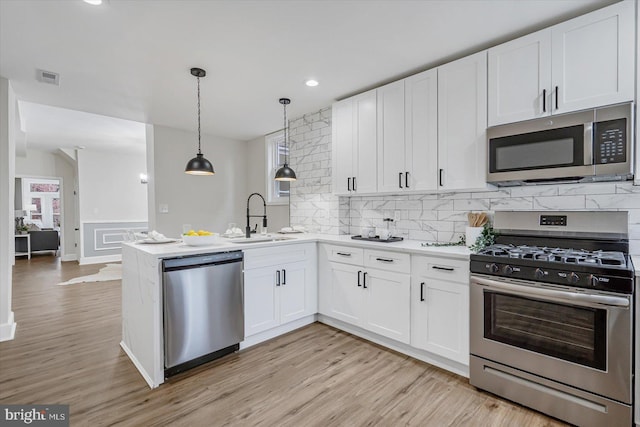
[471,276,630,308]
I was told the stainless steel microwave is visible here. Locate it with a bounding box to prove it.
[487,103,633,186]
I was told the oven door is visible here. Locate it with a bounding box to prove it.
[487,108,595,184]
[470,274,632,404]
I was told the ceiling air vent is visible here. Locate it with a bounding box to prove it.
[36,69,60,86]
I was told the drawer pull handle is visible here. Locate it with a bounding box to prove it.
[420,282,425,302]
[337,252,352,257]
[357,270,362,287]
[432,266,454,271]
[376,257,394,263]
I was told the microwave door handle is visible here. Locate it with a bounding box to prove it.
[584,122,593,166]
[471,275,630,309]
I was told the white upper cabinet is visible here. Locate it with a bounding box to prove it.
[551,0,634,114]
[405,69,438,192]
[376,70,438,193]
[488,0,634,126]
[332,90,377,195]
[488,29,552,125]
[438,51,488,191]
[377,80,406,193]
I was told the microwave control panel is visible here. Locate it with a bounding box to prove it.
[594,118,626,164]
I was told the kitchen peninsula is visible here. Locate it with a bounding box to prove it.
[121,234,470,388]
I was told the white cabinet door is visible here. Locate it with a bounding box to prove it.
[279,261,311,324]
[488,29,552,126]
[437,51,487,191]
[354,90,378,194]
[363,268,410,344]
[377,80,406,193]
[327,262,364,326]
[551,0,634,114]
[405,68,438,192]
[244,267,279,337]
[332,98,355,195]
[411,278,469,364]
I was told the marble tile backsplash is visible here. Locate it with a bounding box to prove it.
[288,106,640,254]
[289,107,347,235]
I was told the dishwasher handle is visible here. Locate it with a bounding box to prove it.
[163,251,243,271]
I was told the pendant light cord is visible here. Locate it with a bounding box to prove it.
[283,101,288,164]
[197,75,202,154]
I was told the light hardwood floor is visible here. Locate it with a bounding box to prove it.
[1,255,568,426]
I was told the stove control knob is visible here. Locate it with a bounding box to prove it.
[589,275,599,287]
[568,272,580,284]
[488,263,499,273]
[503,265,514,275]
[534,268,545,280]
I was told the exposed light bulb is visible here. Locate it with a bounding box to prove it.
[305,79,319,87]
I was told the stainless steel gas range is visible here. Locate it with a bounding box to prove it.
[469,211,634,427]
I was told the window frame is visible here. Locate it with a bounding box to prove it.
[265,130,290,205]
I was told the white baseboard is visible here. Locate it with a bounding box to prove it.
[61,253,78,262]
[318,314,469,378]
[0,311,17,342]
[120,341,159,389]
[79,254,122,265]
[240,315,317,349]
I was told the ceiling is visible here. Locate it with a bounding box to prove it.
[0,0,617,151]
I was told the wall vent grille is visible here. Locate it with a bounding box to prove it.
[36,69,60,86]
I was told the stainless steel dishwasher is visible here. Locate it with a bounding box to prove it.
[162,251,244,376]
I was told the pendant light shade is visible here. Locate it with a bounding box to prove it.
[275,97,296,182]
[185,67,214,176]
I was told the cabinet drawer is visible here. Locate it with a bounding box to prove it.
[364,249,410,273]
[326,245,364,266]
[411,255,469,283]
[244,243,315,270]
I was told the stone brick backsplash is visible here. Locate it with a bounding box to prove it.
[288,106,640,254]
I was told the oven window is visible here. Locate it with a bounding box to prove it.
[484,292,606,370]
[489,124,585,173]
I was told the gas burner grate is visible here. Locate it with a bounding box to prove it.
[477,244,627,268]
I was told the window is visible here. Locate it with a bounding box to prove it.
[22,178,61,229]
[266,131,290,204]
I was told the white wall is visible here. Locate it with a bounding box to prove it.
[15,148,78,260]
[0,76,17,341]
[246,135,289,232]
[77,149,148,222]
[150,125,247,237]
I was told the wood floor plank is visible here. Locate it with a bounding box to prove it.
[0,255,568,426]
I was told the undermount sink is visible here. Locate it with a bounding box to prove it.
[228,236,295,244]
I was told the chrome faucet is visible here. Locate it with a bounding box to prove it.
[246,193,267,238]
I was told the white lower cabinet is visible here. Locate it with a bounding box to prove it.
[244,243,317,337]
[321,244,411,344]
[411,255,469,365]
[363,268,410,344]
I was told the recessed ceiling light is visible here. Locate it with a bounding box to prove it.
[83,0,103,5]
[305,79,319,87]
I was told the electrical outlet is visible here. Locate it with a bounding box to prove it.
[159,204,169,214]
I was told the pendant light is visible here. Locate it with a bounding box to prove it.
[274,97,297,181]
[185,67,214,175]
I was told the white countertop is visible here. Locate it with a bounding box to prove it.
[124,233,471,260]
